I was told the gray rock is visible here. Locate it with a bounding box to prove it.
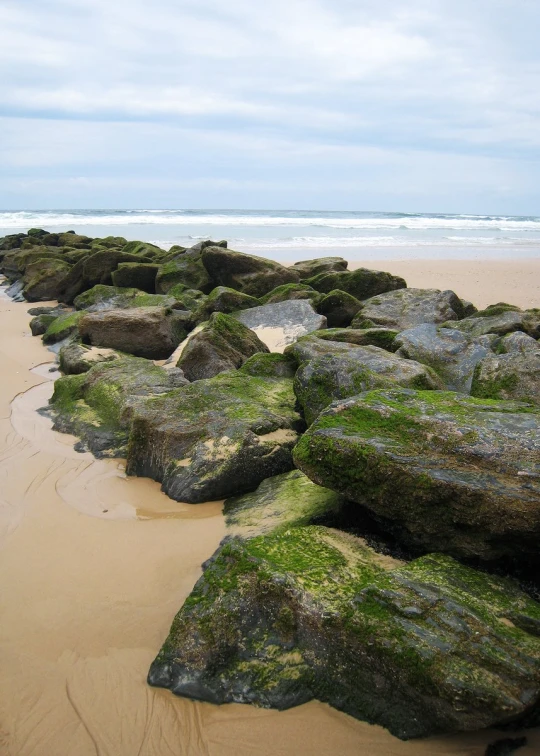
[78,306,189,360]
[289,256,348,279]
[444,310,532,339]
[471,349,540,405]
[499,332,540,353]
[59,342,121,375]
[201,247,299,298]
[235,300,327,350]
[311,327,399,351]
[294,388,540,563]
[285,334,362,364]
[177,312,269,381]
[355,288,465,330]
[294,347,444,424]
[395,324,490,393]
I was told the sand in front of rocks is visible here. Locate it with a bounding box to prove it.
[0,283,538,755]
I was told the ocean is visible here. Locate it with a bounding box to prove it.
[1,209,539,261]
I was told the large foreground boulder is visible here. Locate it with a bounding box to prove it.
[354,288,465,330]
[201,247,299,297]
[126,368,304,502]
[294,348,443,424]
[78,306,189,359]
[148,525,540,739]
[235,300,327,351]
[177,312,269,381]
[294,388,540,564]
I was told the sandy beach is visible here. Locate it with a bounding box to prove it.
[0,259,539,756]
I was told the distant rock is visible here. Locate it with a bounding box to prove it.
[289,256,348,279]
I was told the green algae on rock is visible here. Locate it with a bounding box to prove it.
[353,288,465,330]
[126,370,304,503]
[471,349,540,405]
[304,267,406,301]
[311,327,400,351]
[224,470,344,538]
[177,312,269,381]
[316,289,364,328]
[293,388,540,563]
[42,311,85,344]
[148,524,540,739]
[201,246,300,298]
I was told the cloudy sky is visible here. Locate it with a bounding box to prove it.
[1,0,538,212]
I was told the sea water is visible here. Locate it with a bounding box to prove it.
[1,209,539,261]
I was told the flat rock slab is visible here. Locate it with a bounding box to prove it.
[235,300,327,352]
[294,388,540,563]
[148,525,540,739]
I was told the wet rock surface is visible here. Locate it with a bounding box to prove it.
[355,288,465,330]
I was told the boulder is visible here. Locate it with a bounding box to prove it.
[59,342,121,375]
[305,267,406,301]
[224,470,344,538]
[73,284,175,311]
[238,352,297,379]
[148,527,540,739]
[177,312,269,381]
[471,349,540,405]
[111,263,160,292]
[22,259,73,301]
[353,288,465,330]
[30,313,58,336]
[57,249,153,303]
[78,306,189,359]
[259,283,320,305]
[155,251,213,294]
[289,256,348,279]
[311,327,399,351]
[316,289,363,327]
[285,334,376,365]
[235,300,327,352]
[498,332,539,353]
[294,347,444,424]
[444,309,540,340]
[191,286,260,323]
[49,357,188,456]
[2,247,65,279]
[42,312,85,345]
[395,324,491,393]
[294,388,540,564]
[201,247,299,298]
[126,368,304,502]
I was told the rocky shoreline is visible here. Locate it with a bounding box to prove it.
[1,227,539,745]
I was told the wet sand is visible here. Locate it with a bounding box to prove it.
[348,257,540,310]
[1,291,539,755]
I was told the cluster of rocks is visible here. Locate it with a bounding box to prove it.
[2,228,540,741]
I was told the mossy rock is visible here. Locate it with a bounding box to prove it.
[239,352,297,379]
[2,247,65,279]
[312,327,399,352]
[294,388,540,564]
[316,289,363,327]
[111,263,160,292]
[148,526,540,739]
[49,357,188,456]
[305,267,406,301]
[191,286,260,323]
[89,235,128,249]
[74,284,175,312]
[30,313,58,336]
[177,312,269,381]
[471,349,540,405]
[58,342,121,375]
[122,241,164,258]
[126,370,304,502]
[442,310,532,339]
[259,283,320,305]
[155,251,213,294]
[22,258,73,301]
[167,285,207,312]
[43,311,85,344]
[285,334,379,366]
[289,256,348,279]
[352,288,465,330]
[201,247,300,298]
[294,348,443,425]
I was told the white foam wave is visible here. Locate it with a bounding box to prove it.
[1,210,540,232]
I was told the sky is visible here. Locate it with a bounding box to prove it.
[1,0,539,213]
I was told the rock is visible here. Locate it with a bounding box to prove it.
[354,288,465,330]
[111,263,160,292]
[126,368,304,502]
[235,300,327,352]
[224,470,344,538]
[42,312,85,345]
[259,283,320,305]
[499,332,540,353]
[312,327,399,351]
[294,388,540,564]
[460,299,478,317]
[59,342,120,375]
[201,247,299,297]
[471,349,540,405]
[305,267,406,301]
[2,247,65,279]
[485,738,528,756]
[73,284,175,311]
[22,259,73,301]
[50,357,188,456]
[155,251,213,294]
[122,241,164,258]
[294,347,444,424]
[177,312,269,381]
[148,527,540,739]
[78,307,189,359]
[191,286,260,323]
[286,334,382,365]
[289,256,348,279]
[238,352,297,379]
[27,304,69,316]
[316,289,363,327]
[444,310,540,340]
[167,285,207,312]
[30,313,58,336]
[395,324,491,393]
[189,239,227,252]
